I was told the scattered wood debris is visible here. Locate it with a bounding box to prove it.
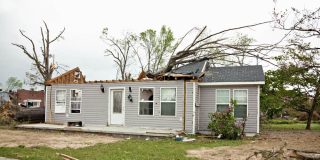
[56,153,79,160]
[246,142,320,160]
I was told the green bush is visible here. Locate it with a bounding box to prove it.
[208,111,241,140]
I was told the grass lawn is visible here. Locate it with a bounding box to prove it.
[262,123,320,131]
[0,138,241,160]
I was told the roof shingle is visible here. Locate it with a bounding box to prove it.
[202,65,264,82]
[165,60,207,77]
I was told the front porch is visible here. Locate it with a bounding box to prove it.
[16,123,179,138]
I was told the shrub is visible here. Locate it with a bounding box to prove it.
[208,109,242,140]
[0,101,19,126]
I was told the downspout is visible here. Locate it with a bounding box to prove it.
[183,80,186,132]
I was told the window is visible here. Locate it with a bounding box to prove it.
[55,90,66,113]
[139,88,154,115]
[216,89,230,112]
[25,100,41,108]
[161,88,176,116]
[70,89,82,113]
[234,90,248,118]
[112,90,123,113]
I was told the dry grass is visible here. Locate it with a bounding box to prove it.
[0,129,121,149]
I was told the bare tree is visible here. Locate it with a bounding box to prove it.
[101,28,134,80]
[273,7,320,45]
[12,21,65,85]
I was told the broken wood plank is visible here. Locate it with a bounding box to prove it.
[56,153,79,160]
[287,149,320,159]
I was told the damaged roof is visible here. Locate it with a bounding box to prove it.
[165,60,208,78]
[202,65,264,82]
[45,67,86,85]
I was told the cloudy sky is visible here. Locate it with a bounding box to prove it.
[0,0,318,89]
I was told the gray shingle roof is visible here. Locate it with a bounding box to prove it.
[202,65,264,82]
[167,60,207,77]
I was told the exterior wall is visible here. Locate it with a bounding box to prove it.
[0,92,10,106]
[45,80,196,133]
[194,83,200,133]
[17,89,45,108]
[197,85,259,133]
[185,82,195,133]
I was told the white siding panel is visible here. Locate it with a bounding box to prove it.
[45,81,195,132]
[198,85,259,133]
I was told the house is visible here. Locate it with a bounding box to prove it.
[17,89,45,108]
[44,62,264,136]
[0,91,10,107]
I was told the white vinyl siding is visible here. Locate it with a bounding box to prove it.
[199,85,259,134]
[46,81,188,132]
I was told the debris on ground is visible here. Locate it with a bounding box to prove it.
[246,143,320,160]
[0,102,19,125]
[56,153,79,160]
[175,135,196,142]
[187,131,320,160]
[182,137,196,142]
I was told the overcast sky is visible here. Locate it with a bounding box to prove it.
[0,0,318,89]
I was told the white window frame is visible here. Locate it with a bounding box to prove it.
[138,87,155,116]
[233,89,249,118]
[215,89,230,112]
[55,89,67,113]
[25,99,41,108]
[70,89,82,114]
[160,87,177,117]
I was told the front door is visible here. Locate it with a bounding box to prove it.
[110,89,124,125]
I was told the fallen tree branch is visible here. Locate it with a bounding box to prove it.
[287,149,320,159]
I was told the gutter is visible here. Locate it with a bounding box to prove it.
[198,81,265,86]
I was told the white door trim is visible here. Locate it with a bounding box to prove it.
[108,87,125,126]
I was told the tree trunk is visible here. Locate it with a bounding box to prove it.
[306,111,312,130]
[306,87,319,130]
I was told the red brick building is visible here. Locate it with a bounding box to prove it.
[16,89,45,108]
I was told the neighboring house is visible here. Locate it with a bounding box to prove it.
[0,91,10,107]
[44,62,264,136]
[17,89,45,108]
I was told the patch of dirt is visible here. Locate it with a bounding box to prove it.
[0,129,121,149]
[187,131,320,160]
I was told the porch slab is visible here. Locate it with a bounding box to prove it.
[16,123,178,138]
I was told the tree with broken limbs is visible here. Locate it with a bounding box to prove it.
[12,21,66,86]
[145,21,275,79]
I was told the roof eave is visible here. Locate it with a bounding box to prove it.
[198,81,265,86]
